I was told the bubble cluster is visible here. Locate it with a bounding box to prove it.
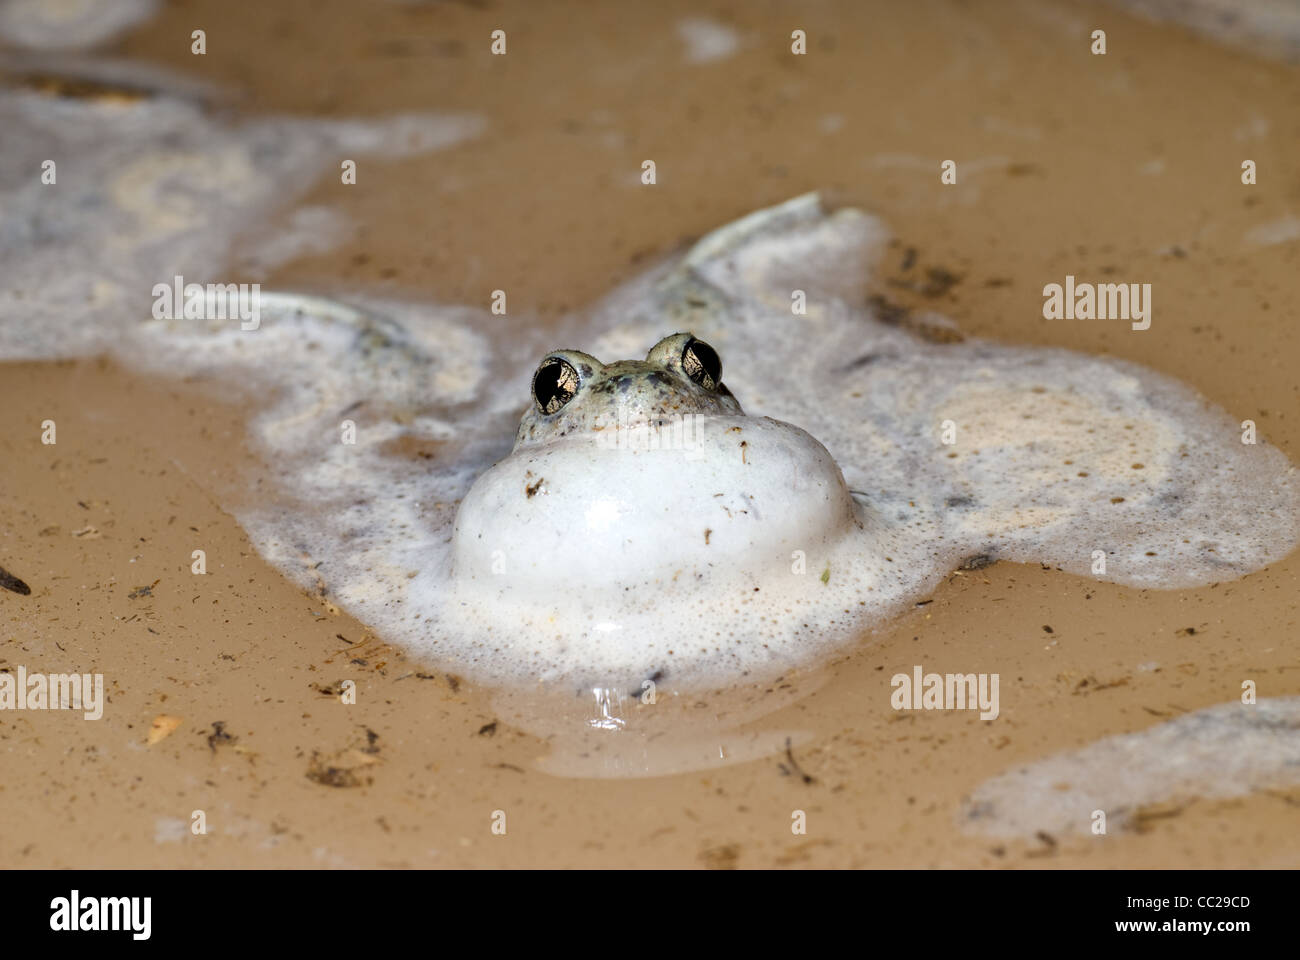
[0,84,1294,694]
[0,82,483,361]
[0,0,157,51]
[962,697,1300,836]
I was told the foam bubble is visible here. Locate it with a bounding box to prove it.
[962,697,1300,836]
[0,0,157,50]
[0,83,483,360]
[676,17,740,64]
[1110,0,1300,62]
[1245,215,1300,247]
[0,80,1294,695]
[417,195,1296,687]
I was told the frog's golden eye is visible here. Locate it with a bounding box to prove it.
[681,337,722,391]
[532,357,580,414]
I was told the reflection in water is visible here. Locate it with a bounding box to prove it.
[487,666,831,778]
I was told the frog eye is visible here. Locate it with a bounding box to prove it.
[681,337,722,391]
[532,357,581,414]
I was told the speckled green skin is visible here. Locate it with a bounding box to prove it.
[514,333,744,450]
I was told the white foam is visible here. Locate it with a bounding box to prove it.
[1245,215,1300,247]
[417,195,1297,688]
[0,0,157,50]
[0,83,1295,695]
[1109,0,1300,62]
[676,17,740,64]
[962,697,1300,836]
[0,83,483,360]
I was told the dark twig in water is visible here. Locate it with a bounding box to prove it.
[627,669,664,698]
[0,563,31,595]
[777,736,816,785]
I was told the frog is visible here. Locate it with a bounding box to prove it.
[447,331,870,684]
